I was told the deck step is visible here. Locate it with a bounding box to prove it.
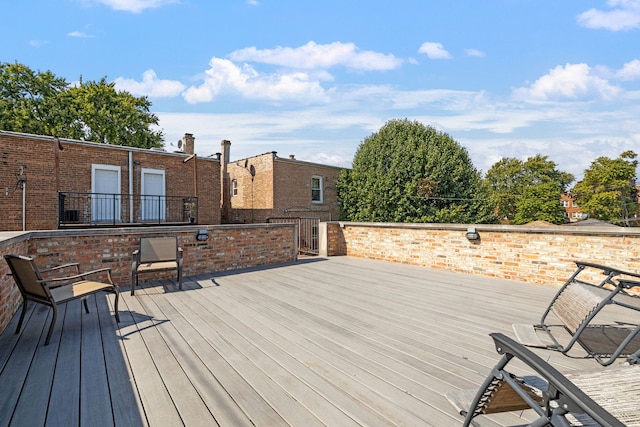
[512,323,546,347]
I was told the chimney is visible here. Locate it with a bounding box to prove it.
[221,140,231,165]
[183,133,195,155]
[220,140,232,223]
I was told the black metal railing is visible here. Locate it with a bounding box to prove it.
[58,192,198,228]
[267,217,320,255]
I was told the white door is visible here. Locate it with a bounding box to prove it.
[141,169,166,221]
[92,165,121,222]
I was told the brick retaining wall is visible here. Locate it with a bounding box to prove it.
[324,222,640,286]
[0,224,296,333]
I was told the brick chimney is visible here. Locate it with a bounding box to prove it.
[220,140,232,223]
[183,133,195,155]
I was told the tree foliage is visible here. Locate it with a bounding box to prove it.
[0,62,163,148]
[337,119,495,223]
[571,151,639,224]
[483,154,574,224]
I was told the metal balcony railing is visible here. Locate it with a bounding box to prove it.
[58,192,198,228]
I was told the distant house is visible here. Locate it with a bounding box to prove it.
[219,140,344,224]
[0,131,221,231]
[560,193,587,223]
[562,185,640,226]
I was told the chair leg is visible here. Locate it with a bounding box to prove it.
[83,297,90,314]
[113,288,120,323]
[178,269,183,290]
[15,299,28,335]
[45,305,58,346]
[131,272,136,296]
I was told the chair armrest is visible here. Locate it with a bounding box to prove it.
[490,333,624,427]
[575,261,640,280]
[38,267,113,285]
[41,263,80,275]
[177,247,184,265]
[619,279,640,291]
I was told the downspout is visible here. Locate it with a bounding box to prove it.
[129,151,134,223]
[22,180,26,232]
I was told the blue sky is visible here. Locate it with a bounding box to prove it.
[3,0,640,181]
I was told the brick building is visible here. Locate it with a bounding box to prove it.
[561,193,586,223]
[220,140,343,224]
[0,131,221,231]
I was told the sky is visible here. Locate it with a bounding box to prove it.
[2,0,640,182]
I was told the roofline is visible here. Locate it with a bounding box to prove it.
[274,156,347,170]
[0,130,220,162]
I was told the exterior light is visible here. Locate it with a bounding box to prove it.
[196,229,209,241]
[466,227,480,241]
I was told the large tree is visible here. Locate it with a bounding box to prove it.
[571,150,638,225]
[483,154,574,224]
[0,62,163,148]
[337,119,494,223]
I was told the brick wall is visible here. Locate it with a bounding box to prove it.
[227,153,275,223]
[226,152,343,223]
[0,237,28,332]
[0,131,221,230]
[273,158,341,221]
[325,222,640,286]
[0,224,296,333]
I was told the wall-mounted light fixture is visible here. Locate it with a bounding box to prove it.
[196,229,209,241]
[465,227,480,241]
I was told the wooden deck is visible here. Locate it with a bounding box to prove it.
[0,256,625,426]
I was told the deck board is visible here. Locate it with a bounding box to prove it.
[0,256,630,426]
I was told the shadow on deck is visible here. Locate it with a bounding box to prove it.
[0,257,631,427]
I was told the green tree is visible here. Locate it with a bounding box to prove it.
[571,151,638,225]
[483,154,574,224]
[337,119,494,223]
[0,62,70,136]
[0,62,163,148]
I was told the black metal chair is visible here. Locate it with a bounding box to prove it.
[512,261,640,366]
[5,254,120,345]
[131,236,183,295]
[446,333,639,426]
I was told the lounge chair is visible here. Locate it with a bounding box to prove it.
[131,236,183,295]
[512,261,640,366]
[4,254,120,345]
[446,332,640,426]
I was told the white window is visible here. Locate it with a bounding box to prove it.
[311,176,322,203]
[232,179,238,196]
[562,200,570,208]
[92,164,121,222]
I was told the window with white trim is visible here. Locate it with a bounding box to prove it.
[232,179,238,196]
[311,176,323,203]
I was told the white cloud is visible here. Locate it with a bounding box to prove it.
[228,41,402,71]
[616,59,640,80]
[512,63,621,101]
[68,31,93,38]
[417,42,452,59]
[29,40,49,47]
[114,69,185,97]
[183,57,328,104]
[577,0,640,31]
[94,0,179,13]
[465,48,485,57]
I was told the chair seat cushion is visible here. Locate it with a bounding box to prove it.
[50,280,115,303]
[137,261,178,273]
